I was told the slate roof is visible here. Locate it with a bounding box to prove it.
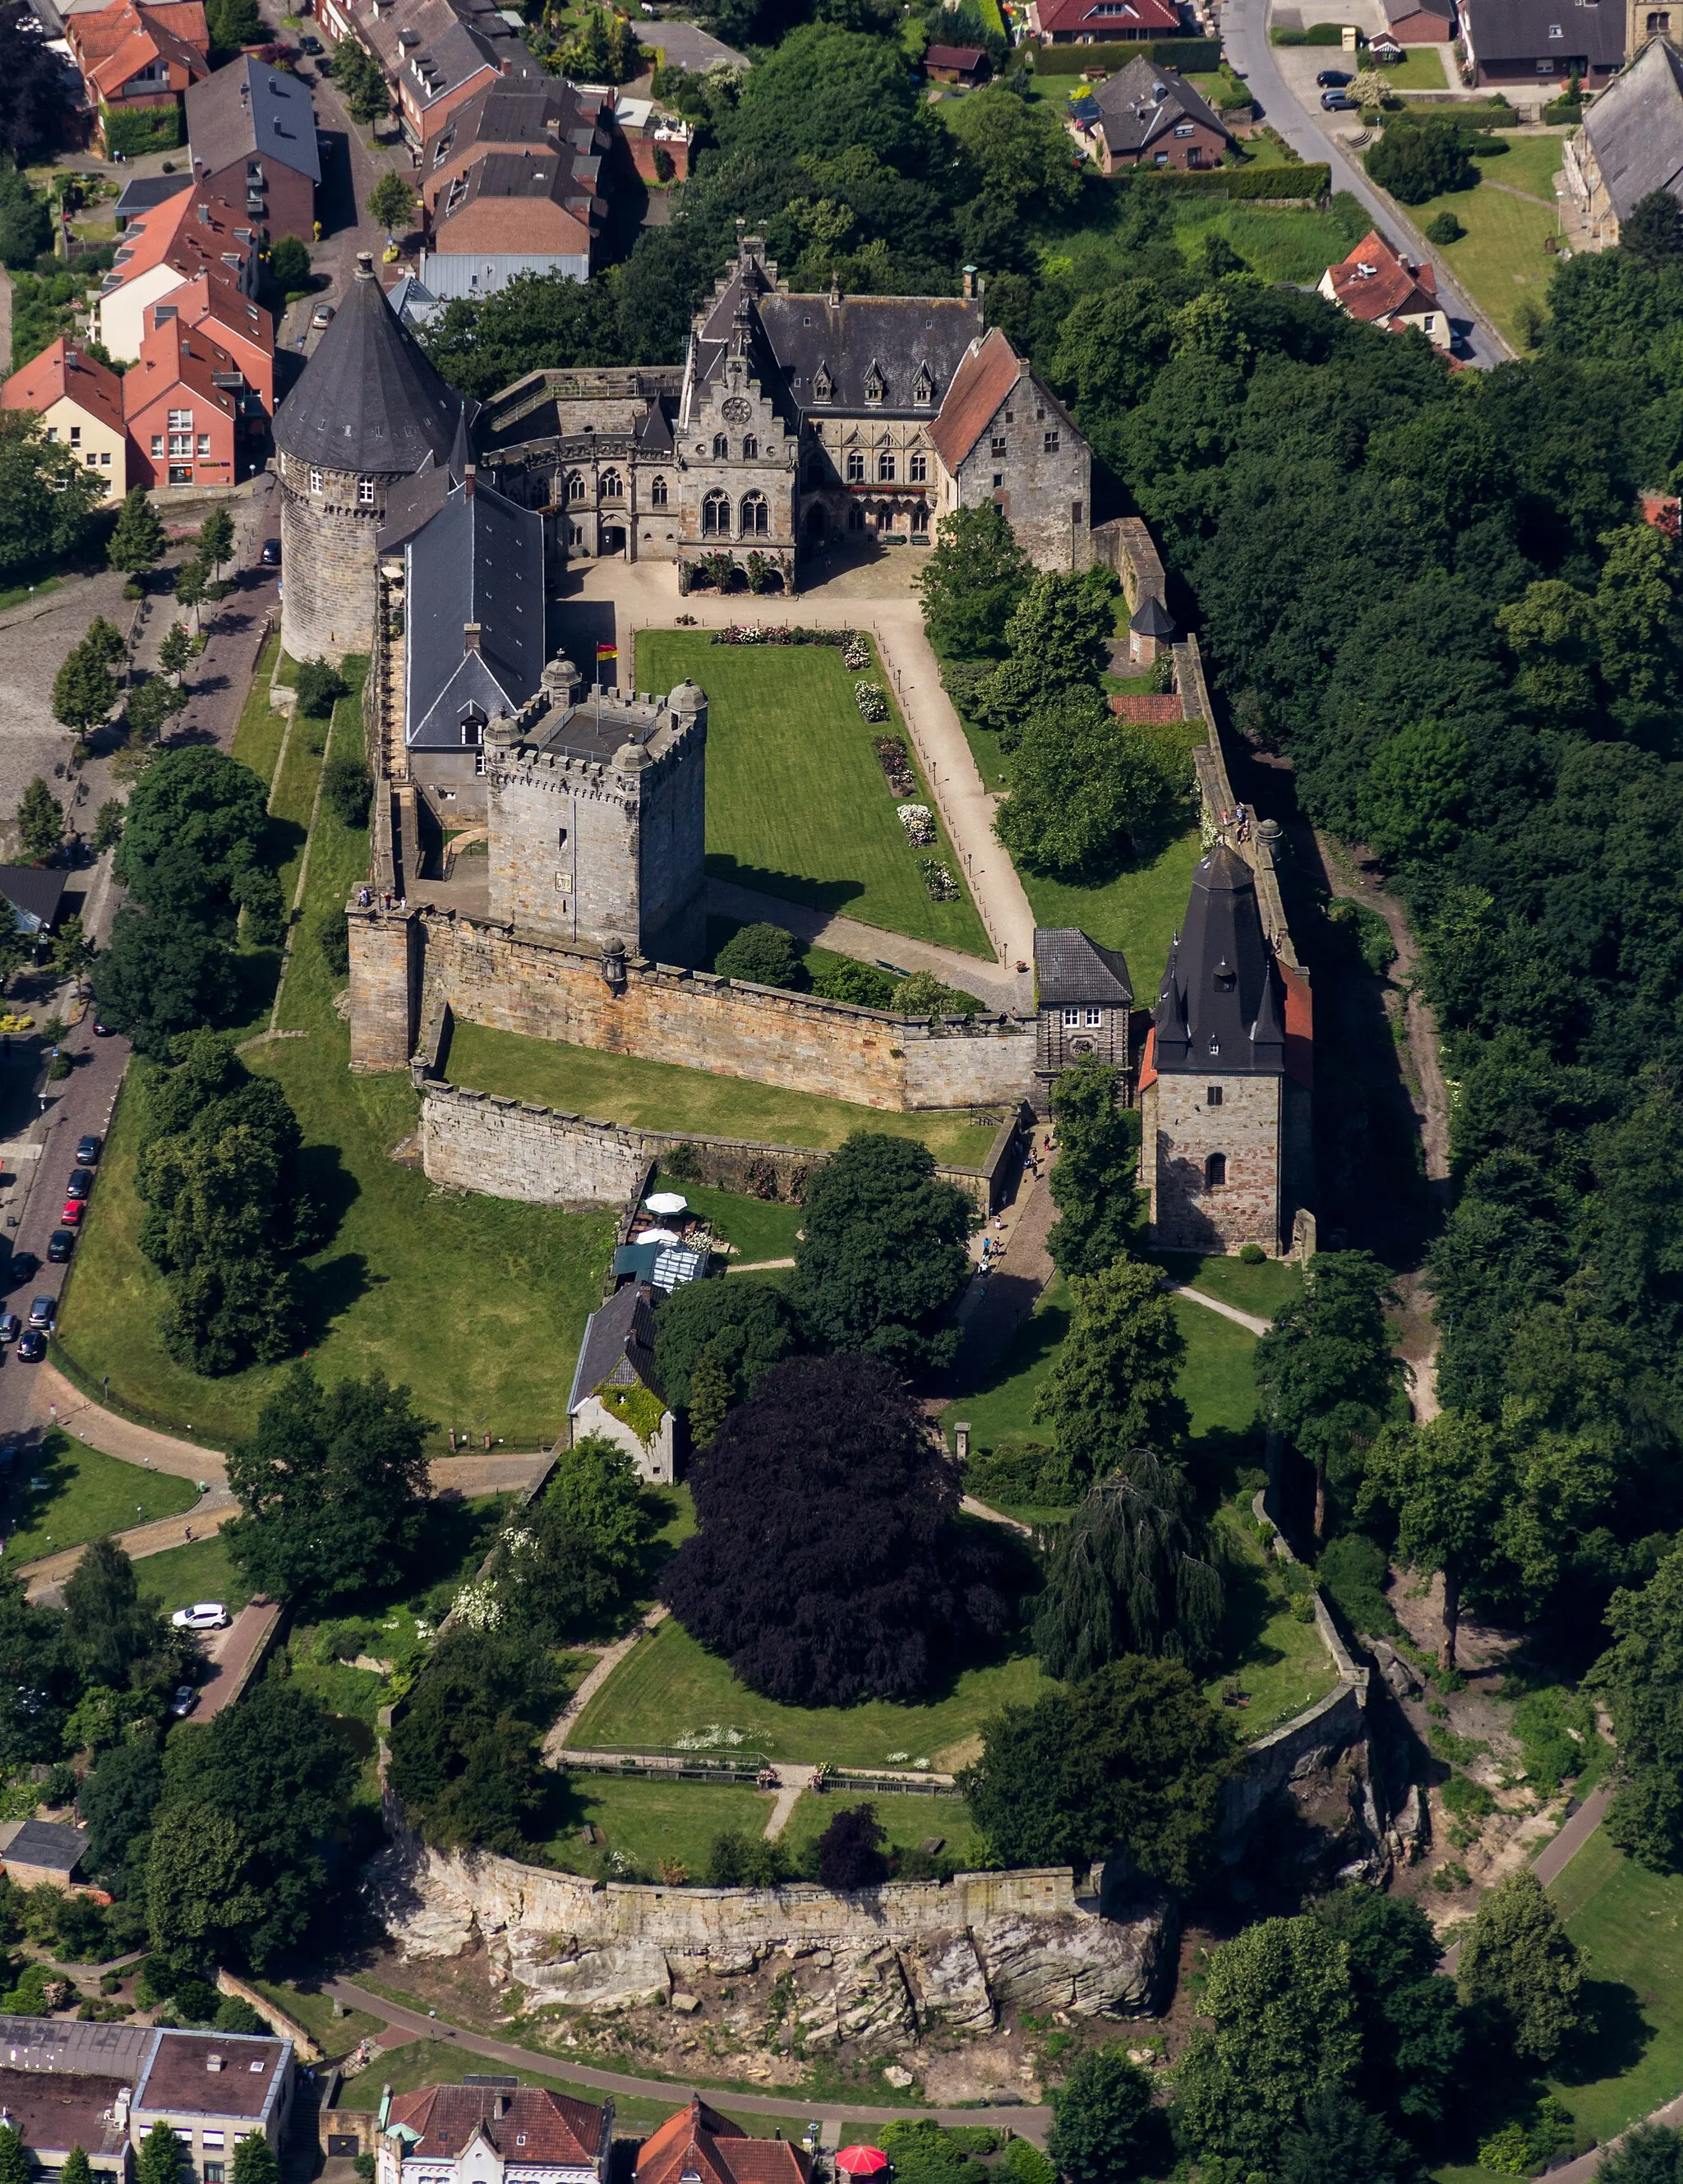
[568,1281,663,1414]
[2,339,124,436]
[1090,58,1235,156]
[755,291,981,417]
[1463,0,1622,63]
[1151,841,1285,1078]
[0,868,67,935]
[1321,228,1439,324]
[134,2030,289,2121]
[433,147,597,254]
[0,1818,86,1874]
[187,55,319,185]
[386,2084,604,2165]
[1581,34,1683,219]
[635,2099,811,2184]
[114,172,193,220]
[1130,592,1177,638]
[272,255,469,474]
[0,2016,158,2077]
[403,473,545,751]
[1035,927,1133,1010]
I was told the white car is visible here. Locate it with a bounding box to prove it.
[170,1601,230,1632]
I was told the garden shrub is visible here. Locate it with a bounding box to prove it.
[1512,1685,1593,1790]
[1316,1532,1398,1636]
[1425,210,1466,244]
[1031,35,1218,67]
[320,753,372,827]
[101,105,182,157]
[1135,164,1331,199]
[294,658,347,720]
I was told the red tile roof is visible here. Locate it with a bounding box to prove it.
[1321,228,1438,325]
[1034,0,1183,37]
[385,2085,605,2165]
[104,182,203,288]
[928,325,1021,471]
[2,338,125,435]
[124,313,242,423]
[71,0,209,97]
[926,42,986,64]
[635,2100,812,2184]
[1109,691,1185,723]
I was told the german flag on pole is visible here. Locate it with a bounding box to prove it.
[596,643,618,661]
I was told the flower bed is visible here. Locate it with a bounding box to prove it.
[875,736,915,794]
[898,803,936,846]
[708,624,860,647]
[856,680,889,722]
[919,855,959,901]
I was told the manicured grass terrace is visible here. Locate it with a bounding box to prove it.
[0,1432,196,1568]
[56,671,614,1451]
[1411,134,1565,348]
[635,631,991,958]
[443,1019,1004,1168]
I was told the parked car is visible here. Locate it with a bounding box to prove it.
[76,1135,101,1166]
[26,1295,53,1329]
[311,302,334,329]
[92,1020,113,1036]
[47,1232,75,1264]
[5,1254,35,1290]
[66,1168,93,1202]
[301,31,322,48]
[0,1315,20,1346]
[171,1602,230,1632]
[59,1200,82,1228]
[1321,88,1358,108]
[261,537,282,569]
[16,1329,44,1362]
[168,1685,198,1717]
[1316,66,1353,84]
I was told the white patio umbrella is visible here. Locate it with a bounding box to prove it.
[643,1192,689,1215]
[638,1227,684,1245]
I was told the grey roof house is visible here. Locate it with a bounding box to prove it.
[0,1818,88,1888]
[0,867,66,937]
[1562,34,1683,242]
[1460,0,1625,84]
[1034,926,1133,1085]
[1068,58,1238,172]
[186,57,319,244]
[567,1282,676,1485]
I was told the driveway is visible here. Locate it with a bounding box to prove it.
[1217,0,1511,365]
[193,1597,283,1718]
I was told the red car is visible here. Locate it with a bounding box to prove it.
[59,1200,83,1227]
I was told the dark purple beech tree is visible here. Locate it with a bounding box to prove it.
[661,1353,1010,1705]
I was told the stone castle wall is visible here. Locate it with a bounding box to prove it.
[1146,1070,1282,1254]
[348,906,1038,1109]
[278,454,386,664]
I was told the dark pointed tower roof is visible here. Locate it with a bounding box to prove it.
[273,253,469,476]
[1152,840,1285,1076]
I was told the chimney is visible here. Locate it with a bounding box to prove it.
[356,250,376,279]
[206,2056,224,2074]
[961,263,976,300]
[463,463,476,499]
[463,623,482,653]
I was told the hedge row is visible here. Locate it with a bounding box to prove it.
[1031,36,1220,71]
[100,104,182,156]
[1132,163,1331,198]
[1270,21,1358,41]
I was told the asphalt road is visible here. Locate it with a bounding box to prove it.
[1216,0,1510,368]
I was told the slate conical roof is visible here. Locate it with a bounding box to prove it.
[1152,841,1285,1078]
[273,254,468,476]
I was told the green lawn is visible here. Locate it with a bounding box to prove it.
[1203,1503,1337,1736]
[636,632,991,958]
[781,1790,982,1868]
[662,1180,804,1265]
[1152,1249,1301,1321]
[0,577,62,615]
[1411,135,1565,347]
[1374,44,1446,86]
[1169,197,1369,283]
[135,1532,255,1614]
[231,634,288,789]
[569,1614,1056,1772]
[1022,828,1205,1007]
[1547,1827,1683,2145]
[250,1979,386,2062]
[541,1772,775,1879]
[56,679,615,1452]
[1,1432,197,1567]
[444,1018,1002,1166]
[1173,1296,1264,1441]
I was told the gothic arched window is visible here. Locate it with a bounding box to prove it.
[742,433,759,459]
[565,471,585,503]
[702,490,729,536]
[600,468,623,499]
[712,433,729,458]
[650,474,668,507]
[740,491,768,537]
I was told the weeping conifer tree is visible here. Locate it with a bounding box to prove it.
[1033,1450,1224,1681]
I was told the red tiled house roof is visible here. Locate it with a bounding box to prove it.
[386,2085,606,2165]
[635,2100,812,2184]
[1321,228,1438,325]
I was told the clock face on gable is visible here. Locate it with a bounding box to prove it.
[721,396,753,423]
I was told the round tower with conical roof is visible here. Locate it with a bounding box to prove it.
[271,254,471,663]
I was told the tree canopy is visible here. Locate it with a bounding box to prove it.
[1456,1869,1585,2067]
[1032,1451,1222,1679]
[1596,1544,1683,1872]
[662,1353,1008,1705]
[793,1131,975,1368]
[1253,1251,1404,1537]
[1044,1063,1143,1278]
[1031,1257,1189,1486]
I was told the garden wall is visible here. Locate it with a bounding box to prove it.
[350,905,1038,1112]
[418,1076,1031,1214]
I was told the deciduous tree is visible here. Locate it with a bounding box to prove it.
[1593,1544,1683,1873]
[387,1629,565,1852]
[1254,1250,1404,1537]
[1044,1062,1142,1278]
[916,503,1031,660]
[651,1274,800,1412]
[16,776,62,863]
[1031,1259,1188,1483]
[794,1131,975,1368]
[1457,1869,1584,2066]
[1358,1410,1508,1667]
[1047,2048,1157,2184]
[995,696,1183,879]
[367,171,415,234]
[714,921,802,988]
[814,1800,888,1889]
[490,1435,650,1642]
[107,488,167,581]
[1033,1450,1221,1678]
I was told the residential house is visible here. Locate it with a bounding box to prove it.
[1033,927,1133,1088]
[122,311,243,490]
[1066,56,1236,168]
[634,2100,811,2184]
[2,338,128,497]
[96,183,260,366]
[928,322,1090,572]
[1317,228,1453,348]
[566,1281,675,1485]
[613,94,692,185]
[376,2080,612,2184]
[156,267,276,416]
[634,18,749,67]
[0,2020,294,2184]
[1026,0,1184,42]
[320,0,533,156]
[65,0,210,151]
[1562,29,1683,237]
[924,41,992,81]
[0,869,68,939]
[1460,0,1623,81]
[186,56,320,247]
[1379,0,1455,40]
[422,75,606,219]
[131,2031,296,2177]
[0,1818,88,1889]
[422,149,600,294]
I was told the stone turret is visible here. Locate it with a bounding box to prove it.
[272,253,473,661]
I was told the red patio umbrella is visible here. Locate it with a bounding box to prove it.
[836,2153,889,2178]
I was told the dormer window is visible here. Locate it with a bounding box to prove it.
[865,362,885,404]
[813,365,832,402]
[913,362,934,405]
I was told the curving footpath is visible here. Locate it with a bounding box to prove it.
[324,1977,1052,2143]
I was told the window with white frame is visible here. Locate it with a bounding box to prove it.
[169,433,192,458]
[168,408,191,431]
[358,477,375,504]
[310,468,323,493]
[150,435,164,456]
[909,450,927,482]
[878,451,896,481]
[1084,1007,1101,1026]
[196,435,211,457]
[1063,1006,1081,1026]
[846,448,865,481]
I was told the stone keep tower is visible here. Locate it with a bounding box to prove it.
[1140,841,1312,1256]
[271,254,470,663]
[485,660,708,966]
